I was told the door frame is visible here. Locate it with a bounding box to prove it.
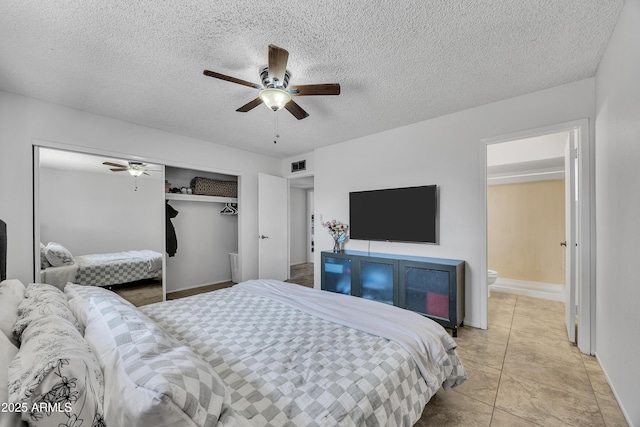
[286,172,315,280]
[481,118,594,354]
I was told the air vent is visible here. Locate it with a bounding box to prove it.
[291,160,306,172]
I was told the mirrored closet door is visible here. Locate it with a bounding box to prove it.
[34,146,165,306]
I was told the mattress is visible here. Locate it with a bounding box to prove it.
[140,279,466,426]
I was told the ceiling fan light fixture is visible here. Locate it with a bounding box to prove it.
[259,88,291,111]
[128,168,144,177]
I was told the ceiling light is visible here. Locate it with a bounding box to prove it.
[128,168,144,177]
[259,88,291,111]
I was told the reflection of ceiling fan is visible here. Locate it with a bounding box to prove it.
[102,161,152,177]
[203,44,340,120]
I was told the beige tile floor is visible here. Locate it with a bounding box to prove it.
[417,292,628,426]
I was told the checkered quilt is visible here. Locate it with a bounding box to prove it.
[41,250,162,288]
[141,284,465,426]
[74,250,161,286]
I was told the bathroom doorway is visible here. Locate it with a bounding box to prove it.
[483,120,594,354]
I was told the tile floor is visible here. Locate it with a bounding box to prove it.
[286,262,315,287]
[417,292,628,426]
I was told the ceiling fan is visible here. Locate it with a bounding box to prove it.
[102,161,153,177]
[203,44,340,120]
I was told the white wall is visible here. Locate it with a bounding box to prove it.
[165,200,238,292]
[289,187,308,265]
[595,0,640,424]
[487,132,568,166]
[314,78,595,329]
[281,151,315,178]
[39,166,163,255]
[0,90,281,284]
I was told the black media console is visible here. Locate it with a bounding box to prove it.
[321,250,465,336]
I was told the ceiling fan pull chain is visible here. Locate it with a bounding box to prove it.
[273,111,280,144]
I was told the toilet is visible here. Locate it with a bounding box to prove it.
[487,270,498,297]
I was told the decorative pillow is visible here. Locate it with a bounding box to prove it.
[13,283,82,341]
[0,330,25,427]
[84,297,241,427]
[64,283,135,329]
[8,316,104,427]
[0,279,26,348]
[44,242,75,267]
[39,243,51,269]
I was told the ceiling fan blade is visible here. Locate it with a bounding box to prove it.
[203,70,262,89]
[289,84,341,96]
[110,168,128,172]
[268,45,289,85]
[103,161,126,168]
[285,100,309,120]
[236,97,264,112]
[143,172,150,176]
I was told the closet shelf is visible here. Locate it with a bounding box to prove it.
[165,193,238,204]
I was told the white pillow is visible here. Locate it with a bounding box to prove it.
[85,297,241,427]
[0,331,24,427]
[8,316,104,426]
[65,283,135,329]
[13,283,82,341]
[39,242,51,269]
[0,279,25,347]
[44,242,75,267]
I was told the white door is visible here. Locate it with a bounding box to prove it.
[564,132,577,343]
[258,173,288,280]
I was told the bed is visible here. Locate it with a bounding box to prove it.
[39,242,162,289]
[3,279,466,427]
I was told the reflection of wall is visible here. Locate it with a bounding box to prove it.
[165,201,238,292]
[487,179,565,284]
[289,187,308,265]
[39,167,163,255]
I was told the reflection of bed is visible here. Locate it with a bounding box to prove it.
[41,250,162,288]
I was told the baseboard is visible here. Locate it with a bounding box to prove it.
[595,353,635,427]
[166,278,232,294]
[461,319,482,329]
[490,278,564,301]
[290,261,309,267]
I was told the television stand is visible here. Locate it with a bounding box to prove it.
[321,250,465,336]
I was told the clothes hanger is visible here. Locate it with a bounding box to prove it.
[220,203,237,215]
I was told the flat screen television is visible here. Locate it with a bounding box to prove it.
[349,185,438,244]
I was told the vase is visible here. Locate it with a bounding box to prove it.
[333,238,341,252]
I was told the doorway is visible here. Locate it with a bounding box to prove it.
[288,175,314,287]
[482,119,593,354]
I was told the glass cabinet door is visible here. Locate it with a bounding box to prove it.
[322,256,352,295]
[403,266,450,320]
[359,260,394,305]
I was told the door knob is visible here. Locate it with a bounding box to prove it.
[259,235,269,239]
[560,241,567,247]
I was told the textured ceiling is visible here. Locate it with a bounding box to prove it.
[0,1,624,159]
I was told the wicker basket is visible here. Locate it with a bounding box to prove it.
[190,177,237,197]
